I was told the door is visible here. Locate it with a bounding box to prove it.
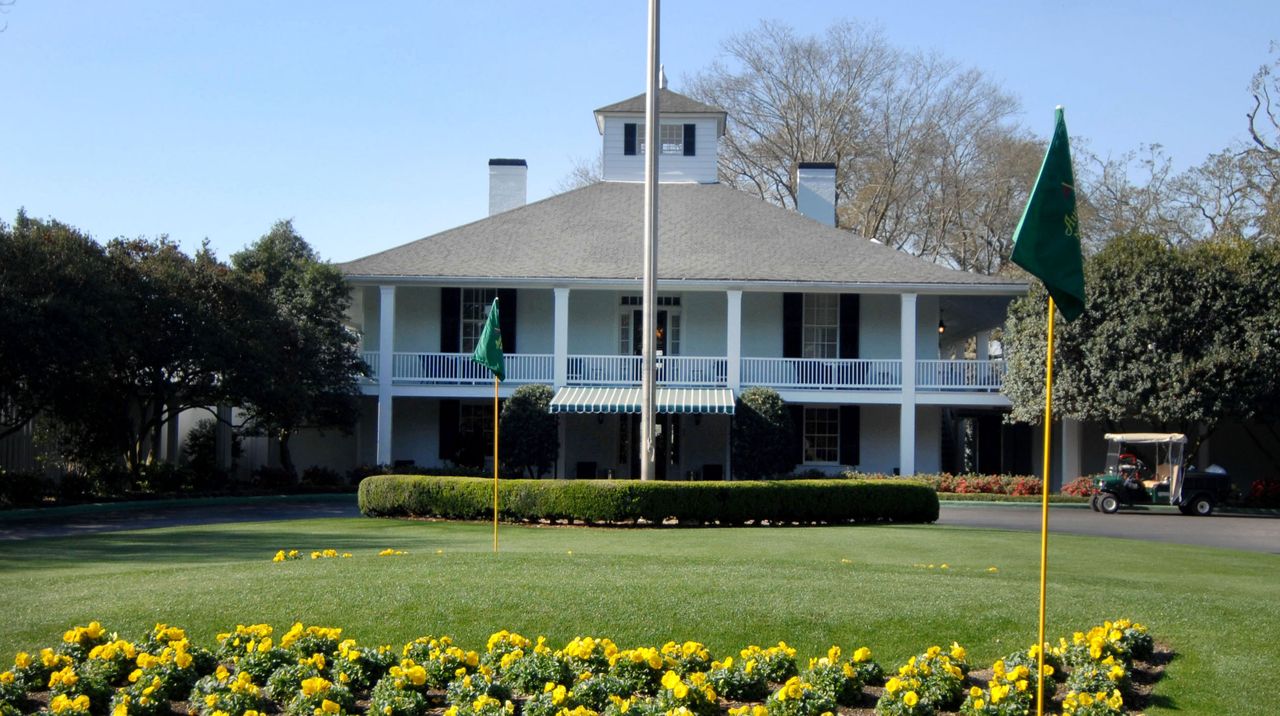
[631,309,668,355]
[627,413,679,480]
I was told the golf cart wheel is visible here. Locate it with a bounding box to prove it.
[1098,493,1120,514]
[1089,493,1101,511]
[1190,494,1215,516]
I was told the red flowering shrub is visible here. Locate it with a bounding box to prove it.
[1248,478,1280,507]
[1009,477,1043,496]
[1061,476,1096,497]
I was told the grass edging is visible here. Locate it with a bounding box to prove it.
[358,475,939,524]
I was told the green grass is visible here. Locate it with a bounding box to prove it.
[1,517,1276,714]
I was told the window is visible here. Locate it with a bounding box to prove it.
[619,295,681,355]
[660,124,684,154]
[632,124,685,155]
[802,294,838,359]
[461,288,497,353]
[803,407,839,464]
[460,403,494,458]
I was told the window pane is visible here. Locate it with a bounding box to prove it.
[803,406,839,463]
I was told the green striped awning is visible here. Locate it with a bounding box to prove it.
[549,387,735,415]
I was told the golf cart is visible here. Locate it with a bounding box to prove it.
[1089,433,1232,516]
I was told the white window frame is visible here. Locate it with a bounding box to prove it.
[802,406,840,465]
[635,123,683,155]
[660,124,684,155]
[802,294,838,359]
[619,295,681,355]
[461,288,498,353]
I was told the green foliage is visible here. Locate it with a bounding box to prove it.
[358,475,940,524]
[499,384,558,478]
[731,387,796,479]
[231,220,365,477]
[1004,234,1280,450]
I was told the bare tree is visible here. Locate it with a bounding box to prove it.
[555,153,603,193]
[685,20,1036,274]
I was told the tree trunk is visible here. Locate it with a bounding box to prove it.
[278,430,297,478]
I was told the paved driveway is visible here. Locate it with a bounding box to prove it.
[2,496,1276,554]
[0,496,361,541]
[937,502,1280,554]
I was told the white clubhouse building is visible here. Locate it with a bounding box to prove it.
[315,84,1031,481]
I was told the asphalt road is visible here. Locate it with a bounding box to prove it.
[1,496,1277,554]
[937,502,1280,555]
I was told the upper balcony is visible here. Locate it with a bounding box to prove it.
[360,352,1005,395]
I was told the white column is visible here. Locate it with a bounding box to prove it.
[376,285,396,466]
[899,293,918,476]
[1061,418,1081,492]
[976,330,992,361]
[553,288,570,389]
[726,290,742,392]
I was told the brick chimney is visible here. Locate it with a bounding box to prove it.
[488,158,528,216]
[795,162,837,227]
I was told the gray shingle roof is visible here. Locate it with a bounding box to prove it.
[339,182,1025,292]
[594,88,727,116]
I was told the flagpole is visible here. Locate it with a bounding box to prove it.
[639,0,660,481]
[1036,297,1056,716]
[492,375,500,553]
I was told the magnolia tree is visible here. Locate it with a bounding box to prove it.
[1003,233,1280,457]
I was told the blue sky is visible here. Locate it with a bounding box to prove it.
[1,1,1275,263]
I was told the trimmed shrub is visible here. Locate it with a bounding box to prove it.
[731,387,796,479]
[0,469,51,507]
[358,475,939,524]
[499,384,558,478]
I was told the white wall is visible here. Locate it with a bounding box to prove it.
[394,287,440,352]
[741,293,783,357]
[389,398,440,468]
[601,116,720,183]
[680,291,726,355]
[859,295,900,359]
[859,405,900,474]
[561,413,620,477]
[518,289,554,354]
[914,405,941,474]
[568,290,620,354]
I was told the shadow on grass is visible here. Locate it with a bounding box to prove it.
[0,523,447,573]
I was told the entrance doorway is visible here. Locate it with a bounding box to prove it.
[625,413,681,480]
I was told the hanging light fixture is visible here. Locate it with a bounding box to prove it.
[938,315,946,334]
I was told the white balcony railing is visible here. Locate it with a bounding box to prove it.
[360,353,1005,393]
[915,359,1006,392]
[388,352,553,384]
[741,358,902,390]
[567,355,726,387]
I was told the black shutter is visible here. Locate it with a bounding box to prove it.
[783,293,803,358]
[624,123,637,156]
[683,124,696,156]
[839,405,860,466]
[439,400,459,462]
[839,294,860,359]
[497,289,517,354]
[788,405,806,467]
[440,288,461,353]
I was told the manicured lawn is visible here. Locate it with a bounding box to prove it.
[1,517,1276,714]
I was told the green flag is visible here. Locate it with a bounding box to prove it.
[471,297,504,381]
[1011,107,1086,321]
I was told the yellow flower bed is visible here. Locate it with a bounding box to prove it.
[0,619,1156,716]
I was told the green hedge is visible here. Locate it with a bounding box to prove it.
[358,475,939,525]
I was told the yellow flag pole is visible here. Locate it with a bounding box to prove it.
[1036,297,1056,716]
[493,376,500,554]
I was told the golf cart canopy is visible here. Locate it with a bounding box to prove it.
[1103,433,1187,444]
